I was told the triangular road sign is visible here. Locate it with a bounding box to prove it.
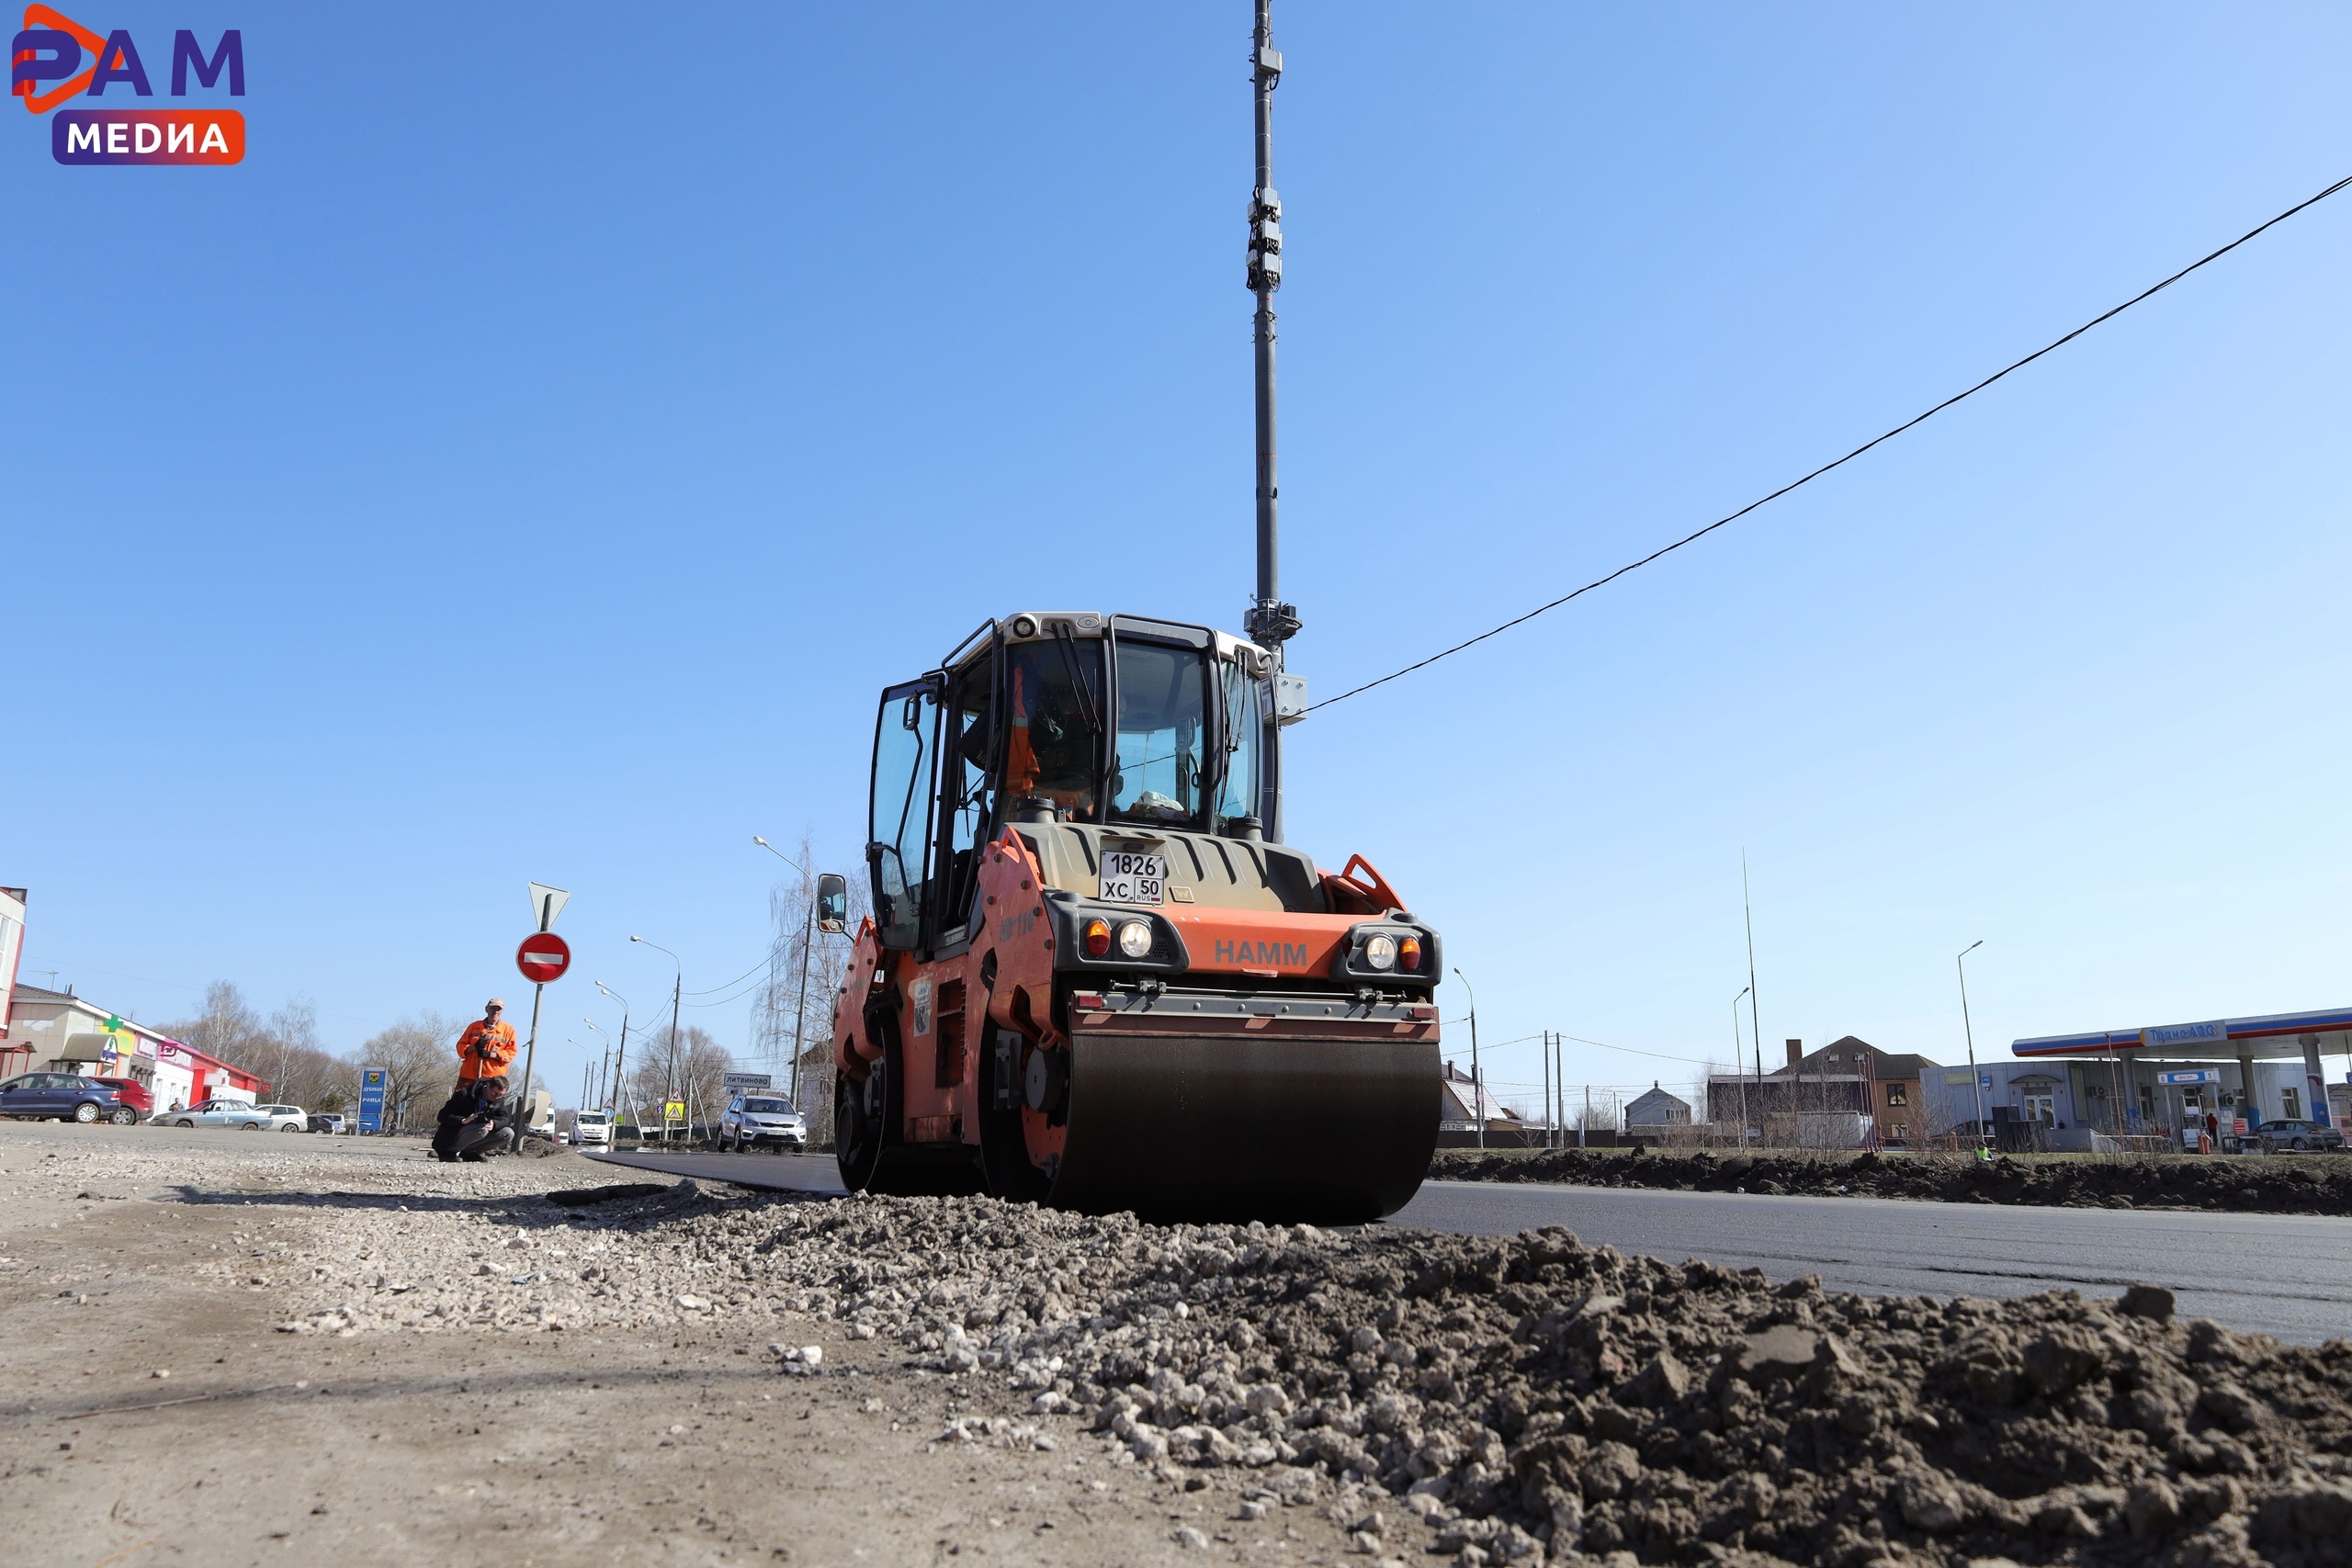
[528,882,571,931]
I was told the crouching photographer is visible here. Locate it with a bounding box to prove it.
[433,998,518,1163]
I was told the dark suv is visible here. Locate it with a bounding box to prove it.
[0,1073,133,1124]
[2256,1119,2346,1154]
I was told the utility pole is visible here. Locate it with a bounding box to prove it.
[1555,1032,1565,1151]
[1958,941,1986,1156]
[1453,968,1482,1150]
[1743,853,1763,1145]
[612,1017,628,1118]
[1541,1029,1551,1151]
[1733,986,1750,1145]
[667,969,683,1137]
[1243,0,1298,665]
[1583,1085,1591,1150]
[598,982,633,1139]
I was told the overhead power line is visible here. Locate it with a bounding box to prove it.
[1560,1033,1720,1069]
[1312,173,2352,712]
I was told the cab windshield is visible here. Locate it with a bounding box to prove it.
[1112,642,1206,826]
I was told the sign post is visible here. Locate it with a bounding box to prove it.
[508,884,571,1150]
[356,1066,386,1134]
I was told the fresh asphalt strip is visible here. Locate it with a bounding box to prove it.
[583,1150,2352,1345]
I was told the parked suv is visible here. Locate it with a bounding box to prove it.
[2256,1119,2346,1154]
[307,1112,346,1134]
[0,1073,133,1124]
[718,1093,807,1153]
[90,1077,153,1120]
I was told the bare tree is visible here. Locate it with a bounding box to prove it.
[751,834,869,1117]
[165,981,274,1076]
[626,1024,732,1129]
[268,1043,349,1112]
[261,995,319,1103]
[360,1011,461,1133]
[1574,1090,1623,1134]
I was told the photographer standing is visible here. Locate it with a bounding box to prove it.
[456,999,518,1090]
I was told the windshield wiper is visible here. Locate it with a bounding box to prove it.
[1051,623,1102,738]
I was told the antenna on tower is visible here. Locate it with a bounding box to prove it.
[1243,0,1300,652]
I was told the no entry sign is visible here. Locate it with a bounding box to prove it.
[516,931,571,983]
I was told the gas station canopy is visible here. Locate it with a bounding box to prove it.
[2014,1007,2352,1060]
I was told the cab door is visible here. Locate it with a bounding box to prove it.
[868,679,940,952]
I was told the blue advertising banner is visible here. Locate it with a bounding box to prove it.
[356,1067,387,1134]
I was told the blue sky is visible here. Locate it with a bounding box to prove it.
[8,3,2351,1112]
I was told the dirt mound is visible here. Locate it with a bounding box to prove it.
[277,1179,2352,1564]
[1429,1146,2352,1216]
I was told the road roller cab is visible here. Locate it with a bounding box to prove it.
[831,611,1442,1222]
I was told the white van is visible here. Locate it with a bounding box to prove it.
[572,1110,613,1149]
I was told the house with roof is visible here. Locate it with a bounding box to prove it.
[1705,1035,1940,1146]
[1438,1060,1520,1132]
[1625,1082,1691,1126]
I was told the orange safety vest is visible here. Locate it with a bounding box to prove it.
[1005,666,1039,797]
[456,1020,518,1082]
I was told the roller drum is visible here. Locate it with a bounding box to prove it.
[1046,1029,1440,1224]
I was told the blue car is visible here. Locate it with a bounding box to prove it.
[0,1072,134,1124]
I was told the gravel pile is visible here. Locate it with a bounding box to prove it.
[265,1181,2352,1566]
[1430,1146,2352,1218]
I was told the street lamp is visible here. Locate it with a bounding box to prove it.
[631,937,685,1141]
[1453,966,1483,1151]
[595,982,633,1134]
[1733,985,1751,1145]
[1958,940,1987,1156]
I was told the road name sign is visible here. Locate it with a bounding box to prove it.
[517,931,571,983]
[722,1072,773,1091]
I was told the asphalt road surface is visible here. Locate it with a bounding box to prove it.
[587,1150,2352,1346]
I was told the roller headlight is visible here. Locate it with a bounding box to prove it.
[1082,917,1112,957]
[1116,919,1154,959]
[1364,933,1398,971]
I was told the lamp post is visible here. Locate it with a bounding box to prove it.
[582,1016,613,1111]
[1453,966,1483,1150]
[1957,940,1986,1155]
[632,938,684,1141]
[1733,985,1751,1144]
